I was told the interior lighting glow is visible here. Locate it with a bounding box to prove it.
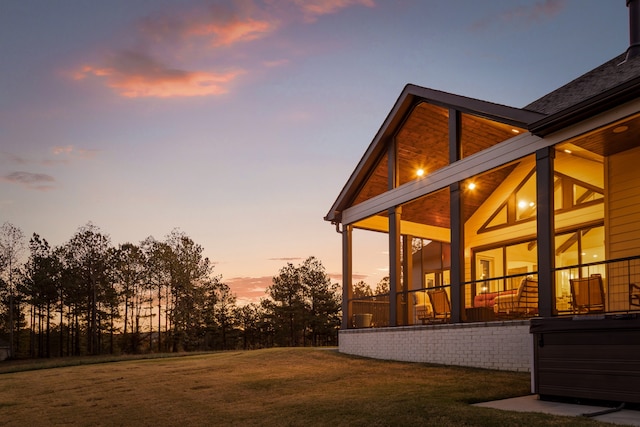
[529,202,535,207]
[518,201,527,209]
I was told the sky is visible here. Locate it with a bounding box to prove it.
[0,0,630,305]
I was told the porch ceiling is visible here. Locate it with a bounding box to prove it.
[567,112,640,157]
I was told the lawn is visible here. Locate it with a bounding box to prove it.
[0,348,614,426]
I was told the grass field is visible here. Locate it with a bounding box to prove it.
[0,348,613,426]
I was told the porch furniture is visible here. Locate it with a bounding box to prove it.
[427,289,451,323]
[493,277,538,317]
[412,291,433,324]
[351,300,389,327]
[570,274,605,314]
[474,289,517,308]
[630,283,640,308]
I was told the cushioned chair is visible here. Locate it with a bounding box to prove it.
[493,277,538,317]
[412,291,433,324]
[427,289,451,323]
[631,283,640,308]
[570,274,605,314]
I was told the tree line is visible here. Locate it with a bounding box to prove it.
[0,222,341,359]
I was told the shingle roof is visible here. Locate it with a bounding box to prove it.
[525,52,640,115]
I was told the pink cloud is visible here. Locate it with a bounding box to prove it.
[227,276,273,304]
[188,18,278,47]
[44,145,99,165]
[293,0,375,22]
[75,50,243,98]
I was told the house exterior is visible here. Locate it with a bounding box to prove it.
[326,2,640,376]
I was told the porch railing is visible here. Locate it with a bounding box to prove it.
[347,255,640,328]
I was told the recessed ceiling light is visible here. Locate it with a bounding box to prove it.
[416,168,425,177]
[564,149,572,154]
[468,182,476,190]
[613,125,629,133]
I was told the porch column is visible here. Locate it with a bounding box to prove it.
[402,234,412,325]
[389,206,402,327]
[536,147,555,317]
[449,108,464,323]
[450,182,464,323]
[341,224,353,329]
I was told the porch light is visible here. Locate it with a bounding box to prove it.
[416,168,425,177]
[468,182,476,190]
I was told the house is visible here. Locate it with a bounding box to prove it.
[325,0,640,385]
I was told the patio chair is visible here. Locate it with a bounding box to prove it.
[570,274,605,314]
[427,289,451,323]
[493,277,538,317]
[631,283,640,308]
[412,291,433,324]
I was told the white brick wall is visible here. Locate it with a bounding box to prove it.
[339,320,533,372]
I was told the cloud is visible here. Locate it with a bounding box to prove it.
[75,50,244,98]
[44,145,100,165]
[190,17,278,47]
[471,0,566,31]
[268,257,303,262]
[2,171,56,191]
[293,0,375,22]
[70,1,377,98]
[226,275,273,304]
[1,151,28,165]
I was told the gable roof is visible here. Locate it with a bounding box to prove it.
[326,50,640,225]
[324,85,544,224]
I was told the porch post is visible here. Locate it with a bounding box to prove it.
[389,206,402,327]
[402,234,412,325]
[341,224,353,329]
[449,108,464,323]
[450,182,464,323]
[536,147,555,317]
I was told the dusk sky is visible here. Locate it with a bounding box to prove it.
[0,1,629,304]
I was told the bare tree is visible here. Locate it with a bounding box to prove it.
[0,222,26,358]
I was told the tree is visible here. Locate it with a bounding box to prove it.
[267,262,307,346]
[0,222,26,358]
[20,234,61,357]
[165,229,212,351]
[353,281,373,298]
[374,276,390,296]
[141,237,172,352]
[62,223,112,355]
[300,257,340,346]
[266,257,341,347]
[110,243,146,353]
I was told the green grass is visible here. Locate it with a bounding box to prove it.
[0,348,617,426]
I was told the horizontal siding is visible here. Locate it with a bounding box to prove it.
[608,146,640,259]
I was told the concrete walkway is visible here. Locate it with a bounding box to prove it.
[474,395,640,426]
